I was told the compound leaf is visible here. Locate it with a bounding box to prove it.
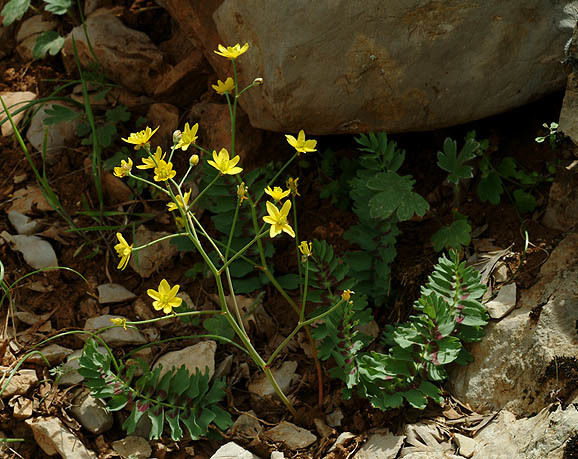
[33,30,65,59]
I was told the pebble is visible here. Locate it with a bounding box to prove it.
[326,408,344,427]
[270,452,284,459]
[26,103,79,160]
[128,226,178,278]
[1,232,58,269]
[7,185,53,214]
[153,340,216,379]
[210,441,261,459]
[329,432,357,452]
[83,315,146,346]
[353,430,406,459]
[231,411,262,440]
[97,283,136,304]
[454,433,476,458]
[265,421,317,449]
[7,211,42,235]
[28,344,73,366]
[26,416,97,458]
[0,368,38,398]
[0,91,37,136]
[111,436,152,459]
[10,396,34,420]
[485,283,517,319]
[69,389,114,434]
[248,361,297,398]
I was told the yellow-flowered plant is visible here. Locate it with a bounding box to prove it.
[108,44,349,418]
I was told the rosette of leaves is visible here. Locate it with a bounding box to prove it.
[329,251,488,411]
[344,132,428,305]
[78,339,232,441]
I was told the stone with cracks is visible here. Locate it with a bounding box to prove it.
[111,436,152,459]
[128,226,178,278]
[69,390,114,434]
[542,166,578,231]
[153,340,216,379]
[265,421,317,449]
[163,0,578,135]
[354,429,406,459]
[449,233,578,415]
[97,283,137,304]
[26,103,79,161]
[0,369,37,398]
[0,91,37,136]
[247,360,297,398]
[26,417,97,459]
[83,315,146,346]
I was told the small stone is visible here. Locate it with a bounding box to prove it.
[153,340,216,379]
[0,368,37,398]
[314,418,334,437]
[111,436,152,459]
[70,390,113,434]
[210,441,261,459]
[26,103,79,160]
[28,344,73,365]
[83,315,146,346]
[26,417,97,458]
[326,408,344,427]
[129,226,178,278]
[7,211,42,235]
[7,185,53,214]
[353,430,405,459]
[270,452,284,459]
[493,263,509,283]
[214,355,233,379]
[0,91,37,136]
[231,410,262,440]
[10,396,33,420]
[248,361,297,398]
[542,168,578,231]
[16,16,57,43]
[97,283,136,304]
[454,433,476,458]
[329,432,356,452]
[485,283,517,319]
[265,421,317,449]
[1,232,58,269]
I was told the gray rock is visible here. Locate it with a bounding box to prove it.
[326,408,344,427]
[129,226,178,278]
[83,315,146,346]
[454,433,476,458]
[0,91,37,136]
[7,185,53,214]
[7,211,42,235]
[248,360,297,398]
[153,340,216,379]
[26,103,78,160]
[474,406,578,459]
[10,396,33,420]
[449,233,578,415]
[210,441,261,459]
[194,1,574,134]
[63,14,165,94]
[542,167,578,231]
[270,452,284,459]
[265,421,317,449]
[354,429,405,459]
[485,282,517,319]
[1,232,58,269]
[27,344,74,366]
[97,283,137,304]
[111,436,152,459]
[26,417,97,459]
[231,410,262,440]
[0,369,37,398]
[69,390,113,434]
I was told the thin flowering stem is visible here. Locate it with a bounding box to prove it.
[231,60,239,158]
[300,259,309,322]
[178,165,193,188]
[263,366,297,417]
[190,213,223,259]
[224,268,247,336]
[167,145,177,163]
[292,194,303,296]
[237,82,259,97]
[218,230,269,274]
[132,233,187,251]
[124,310,221,326]
[127,173,170,196]
[191,143,212,155]
[254,152,298,205]
[190,173,220,209]
[224,197,241,260]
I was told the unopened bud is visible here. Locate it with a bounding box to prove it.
[173,130,182,143]
[253,77,264,86]
[189,154,199,166]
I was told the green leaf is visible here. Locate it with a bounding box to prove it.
[181,412,202,440]
[106,105,130,123]
[107,394,128,411]
[43,0,72,15]
[166,409,182,442]
[1,0,30,26]
[435,336,461,365]
[148,406,164,440]
[513,189,536,213]
[210,405,233,430]
[203,316,235,340]
[42,104,79,125]
[33,31,65,59]
[477,172,503,205]
[431,219,471,252]
[418,380,443,404]
[403,389,428,409]
[437,137,479,184]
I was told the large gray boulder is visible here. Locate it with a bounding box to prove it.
[166,0,574,134]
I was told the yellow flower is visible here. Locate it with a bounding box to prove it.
[237,182,249,205]
[110,317,127,330]
[147,279,182,314]
[264,186,290,202]
[153,160,177,182]
[341,289,354,302]
[137,146,165,170]
[113,158,133,178]
[189,154,199,166]
[298,241,312,259]
[121,126,159,150]
[167,189,192,212]
[286,177,300,197]
[263,200,295,238]
[208,148,243,175]
[114,233,132,270]
[175,123,199,151]
[175,216,185,229]
[214,43,249,60]
[212,77,235,95]
[285,130,317,155]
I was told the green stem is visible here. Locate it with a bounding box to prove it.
[223,268,247,336]
[133,233,186,251]
[179,165,193,188]
[231,60,239,157]
[128,173,170,196]
[219,231,268,274]
[292,194,303,296]
[190,173,220,209]
[237,82,258,97]
[254,152,298,205]
[263,366,297,417]
[225,198,241,260]
[300,260,309,322]
[123,309,221,327]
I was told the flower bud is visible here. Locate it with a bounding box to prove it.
[341,289,354,302]
[189,154,199,166]
[173,130,182,144]
[253,77,264,86]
